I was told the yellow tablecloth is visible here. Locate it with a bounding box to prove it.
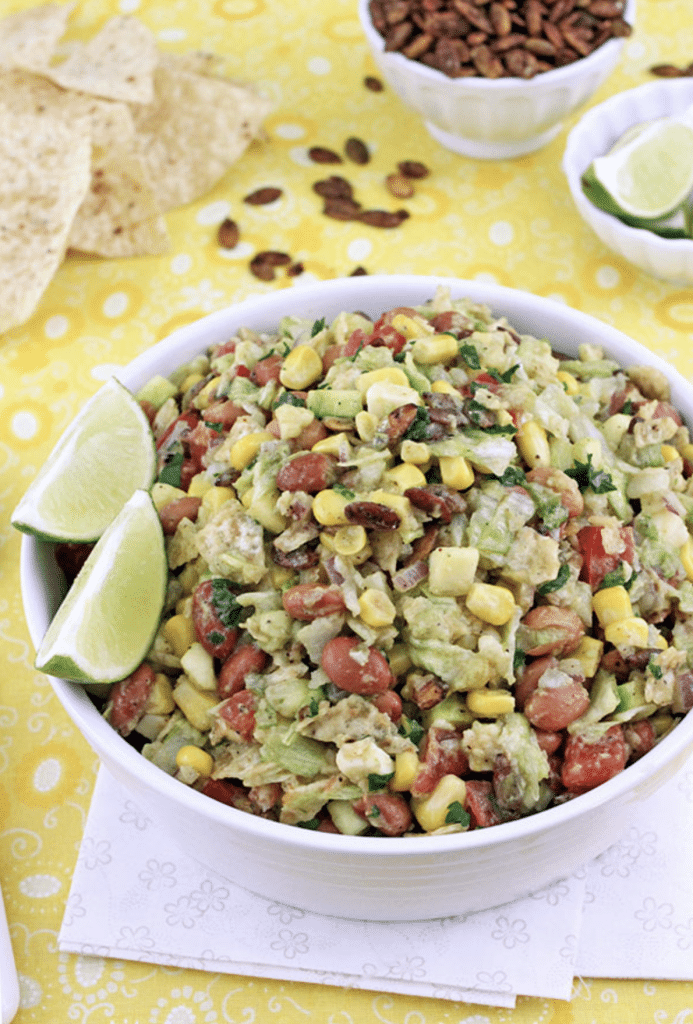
[2,0,693,1020]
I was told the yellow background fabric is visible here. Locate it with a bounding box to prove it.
[1,0,693,1020]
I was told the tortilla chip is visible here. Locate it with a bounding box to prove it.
[0,105,91,334]
[45,15,158,104]
[69,214,171,258]
[159,50,225,77]
[68,150,165,254]
[0,66,136,150]
[0,3,71,73]
[131,63,273,211]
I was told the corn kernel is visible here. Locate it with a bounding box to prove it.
[604,616,650,647]
[466,581,516,626]
[181,372,203,393]
[466,688,515,717]
[383,462,427,492]
[330,524,367,556]
[412,333,459,365]
[571,635,604,679]
[592,585,632,627]
[400,439,430,465]
[240,486,254,509]
[172,679,218,732]
[193,375,222,410]
[202,485,235,515]
[681,537,693,581]
[516,420,551,468]
[187,472,212,498]
[496,409,514,427]
[390,312,431,339]
[369,489,411,522]
[357,366,409,395]
[150,481,186,513]
[412,774,468,832]
[388,643,412,678]
[681,443,693,464]
[229,430,273,471]
[439,454,474,490]
[145,673,176,715]
[366,382,422,420]
[175,595,193,617]
[279,345,323,390]
[391,749,420,792]
[556,370,579,395]
[312,489,350,526]
[430,380,458,395]
[358,588,397,628]
[428,546,479,597]
[355,410,378,442]
[311,431,352,457]
[175,745,214,777]
[178,562,200,595]
[163,614,196,658]
[661,443,679,463]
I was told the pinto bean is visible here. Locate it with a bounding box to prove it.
[520,606,585,657]
[276,452,337,493]
[271,544,320,570]
[218,645,268,700]
[250,353,283,386]
[403,524,438,568]
[282,583,347,621]
[533,729,563,755]
[294,418,328,450]
[353,793,413,836]
[404,485,466,523]
[524,678,591,731]
[514,655,558,709]
[386,403,419,443]
[411,725,468,797]
[371,689,403,723]
[345,500,401,530]
[159,496,202,535]
[108,664,155,737]
[204,400,245,429]
[321,636,394,694]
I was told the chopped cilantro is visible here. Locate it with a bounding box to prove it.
[311,317,327,337]
[399,717,425,746]
[368,771,394,793]
[648,660,663,679]
[537,564,570,595]
[296,818,321,830]
[565,453,616,494]
[207,630,226,647]
[403,406,431,442]
[204,420,224,434]
[622,399,634,415]
[333,482,356,500]
[599,563,635,590]
[210,578,245,630]
[273,391,306,409]
[513,648,526,672]
[158,450,184,487]
[494,465,526,486]
[488,364,519,384]
[485,423,517,436]
[459,344,481,370]
[445,801,470,827]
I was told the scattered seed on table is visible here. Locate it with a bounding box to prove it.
[364,75,384,91]
[286,262,304,277]
[358,208,410,228]
[313,176,355,200]
[345,136,370,165]
[244,186,283,205]
[398,160,430,179]
[217,218,240,248]
[386,173,415,199]
[308,146,343,164]
[350,265,369,276]
[323,196,363,221]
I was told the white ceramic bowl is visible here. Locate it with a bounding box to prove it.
[358,0,634,159]
[20,275,693,922]
[563,78,693,283]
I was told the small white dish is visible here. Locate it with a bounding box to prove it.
[0,885,19,1024]
[563,78,693,283]
[358,0,634,159]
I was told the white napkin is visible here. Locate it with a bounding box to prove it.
[59,749,693,1008]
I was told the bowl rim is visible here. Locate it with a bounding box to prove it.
[563,77,693,253]
[21,273,693,859]
[357,0,634,93]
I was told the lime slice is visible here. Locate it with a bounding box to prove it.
[35,489,167,684]
[589,115,693,220]
[12,377,156,542]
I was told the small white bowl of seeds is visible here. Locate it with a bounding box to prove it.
[358,0,634,159]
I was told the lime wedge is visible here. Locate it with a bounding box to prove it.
[35,489,167,684]
[12,377,156,542]
[589,115,693,220]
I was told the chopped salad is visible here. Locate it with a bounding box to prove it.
[89,287,693,836]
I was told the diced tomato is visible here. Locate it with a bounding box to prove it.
[108,664,155,737]
[200,778,253,812]
[187,420,224,466]
[353,793,413,836]
[577,524,635,590]
[250,353,283,385]
[204,400,245,430]
[218,689,259,742]
[561,724,627,793]
[343,311,407,357]
[465,780,504,828]
[624,719,656,761]
[371,690,403,723]
[155,410,199,452]
[213,339,237,359]
[191,579,240,661]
